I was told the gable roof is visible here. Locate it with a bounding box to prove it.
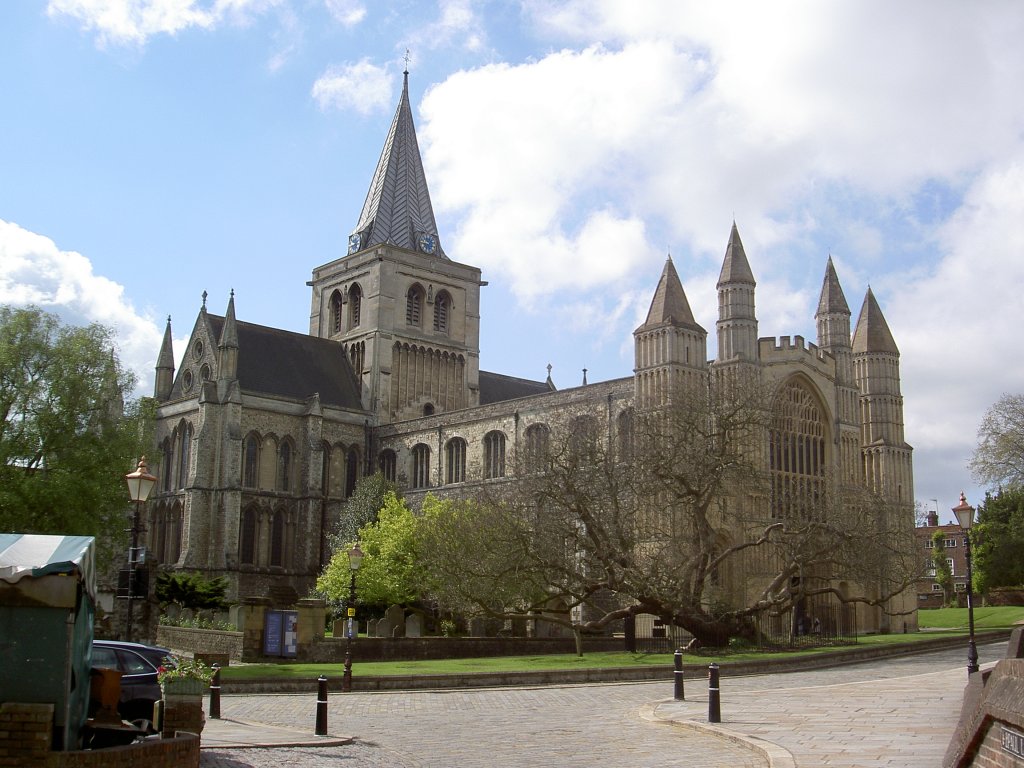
[350,71,445,258]
[479,370,554,404]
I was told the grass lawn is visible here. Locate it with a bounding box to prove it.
[918,605,1024,630]
[217,628,995,681]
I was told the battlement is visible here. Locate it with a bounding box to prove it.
[759,335,834,375]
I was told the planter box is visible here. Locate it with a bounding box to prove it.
[161,678,208,697]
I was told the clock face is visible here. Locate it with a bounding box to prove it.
[418,233,437,254]
[348,233,361,254]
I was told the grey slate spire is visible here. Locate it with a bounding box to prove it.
[717,222,756,286]
[154,315,174,401]
[852,287,899,354]
[349,70,445,258]
[640,256,702,330]
[716,222,758,362]
[817,256,850,317]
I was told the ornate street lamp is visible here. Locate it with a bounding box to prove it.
[951,492,978,675]
[341,543,364,692]
[124,457,157,642]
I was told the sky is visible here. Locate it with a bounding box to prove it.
[2,0,1023,521]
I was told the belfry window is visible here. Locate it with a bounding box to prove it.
[348,284,362,328]
[433,291,450,334]
[331,291,343,334]
[406,285,424,326]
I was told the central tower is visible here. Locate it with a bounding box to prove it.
[308,71,482,424]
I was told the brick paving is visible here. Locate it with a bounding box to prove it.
[200,641,1005,768]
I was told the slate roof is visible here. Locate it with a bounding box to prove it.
[852,288,899,355]
[351,71,446,258]
[638,257,704,332]
[206,315,364,409]
[816,256,850,317]
[479,370,554,404]
[717,222,756,286]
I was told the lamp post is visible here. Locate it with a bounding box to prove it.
[341,543,363,692]
[951,492,978,675]
[124,457,157,643]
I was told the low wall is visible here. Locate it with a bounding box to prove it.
[944,628,1024,767]
[156,626,243,663]
[303,635,622,663]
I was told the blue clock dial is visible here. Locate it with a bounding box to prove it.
[348,233,361,254]
[418,234,437,254]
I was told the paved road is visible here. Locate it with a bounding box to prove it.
[201,641,1005,768]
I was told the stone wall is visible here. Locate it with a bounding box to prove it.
[156,626,243,662]
[0,703,199,768]
[304,635,622,663]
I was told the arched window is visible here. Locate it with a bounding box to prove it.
[484,431,506,479]
[270,509,285,567]
[239,506,257,565]
[330,290,344,334]
[345,446,360,498]
[445,438,467,484]
[320,442,331,497]
[170,503,183,564]
[348,284,362,328]
[177,421,193,490]
[328,443,345,497]
[378,449,397,482]
[406,284,425,326]
[525,424,550,473]
[278,441,293,492]
[423,403,435,416]
[161,438,173,492]
[433,290,451,334]
[769,379,828,520]
[242,434,260,488]
[570,415,599,463]
[412,444,431,489]
[616,409,634,461]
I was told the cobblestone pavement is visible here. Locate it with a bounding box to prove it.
[200,641,1005,768]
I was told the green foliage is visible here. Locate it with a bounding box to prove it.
[318,491,425,607]
[155,570,229,611]
[931,530,953,606]
[0,306,153,567]
[971,393,1024,489]
[157,655,214,683]
[328,472,397,554]
[973,488,1024,594]
[158,614,237,631]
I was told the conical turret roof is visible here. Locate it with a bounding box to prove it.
[219,291,238,348]
[350,71,445,258]
[157,316,174,369]
[852,287,899,354]
[816,256,850,317]
[640,257,703,331]
[717,222,756,286]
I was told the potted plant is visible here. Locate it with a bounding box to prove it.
[158,655,214,697]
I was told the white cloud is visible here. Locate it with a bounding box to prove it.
[0,219,167,396]
[312,59,393,114]
[324,0,365,27]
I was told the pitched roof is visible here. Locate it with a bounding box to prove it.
[816,256,850,317]
[852,288,899,354]
[717,222,756,286]
[205,315,364,409]
[479,371,554,404]
[351,71,445,258]
[638,257,704,332]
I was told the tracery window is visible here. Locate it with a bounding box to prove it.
[483,431,506,479]
[412,443,431,488]
[445,438,467,484]
[769,379,828,520]
[433,290,451,334]
[406,284,425,326]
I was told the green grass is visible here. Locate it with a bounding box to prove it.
[918,605,1024,630]
[217,628,995,681]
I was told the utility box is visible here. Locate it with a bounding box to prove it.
[0,534,96,750]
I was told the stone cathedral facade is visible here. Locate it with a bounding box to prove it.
[148,73,916,631]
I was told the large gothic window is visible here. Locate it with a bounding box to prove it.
[406,284,425,327]
[483,431,506,479]
[412,444,431,488]
[348,284,362,328]
[769,379,828,520]
[433,290,451,334]
[524,423,550,473]
[445,438,467,484]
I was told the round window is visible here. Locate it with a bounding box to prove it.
[182,369,194,392]
[192,339,204,360]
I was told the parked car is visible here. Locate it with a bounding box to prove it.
[90,640,173,727]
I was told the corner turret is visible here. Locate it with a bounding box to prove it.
[218,291,239,383]
[155,315,175,401]
[716,223,758,363]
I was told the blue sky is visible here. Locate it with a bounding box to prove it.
[3,0,1024,519]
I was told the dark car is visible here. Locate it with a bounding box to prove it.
[90,640,173,727]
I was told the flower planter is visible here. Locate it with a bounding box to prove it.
[161,678,208,697]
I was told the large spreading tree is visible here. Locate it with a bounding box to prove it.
[0,306,153,565]
[971,393,1024,490]
[418,373,918,648]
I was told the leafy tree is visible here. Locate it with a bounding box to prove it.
[931,530,953,606]
[973,488,1024,594]
[155,571,229,612]
[0,306,153,566]
[318,491,424,608]
[418,374,918,649]
[971,393,1024,489]
[327,472,397,554]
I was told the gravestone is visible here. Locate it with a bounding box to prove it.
[469,617,486,637]
[366,618,378,638]
[405,613,422,638]
[384,605,405,638]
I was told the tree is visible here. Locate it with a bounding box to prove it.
[318,491,425,608]
[971,393,1024,489]
[418,373,918,648]
[930,531,953,606]
[973,488,1024,594]
[0,306,153,566]
[155,571,229,612]
[327,472,397,554]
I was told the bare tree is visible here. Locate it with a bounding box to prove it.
[971,393,1024,489]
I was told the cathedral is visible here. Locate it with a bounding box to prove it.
[148,72,916,632]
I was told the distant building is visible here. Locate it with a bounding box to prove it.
[147,71,916,631]
[915,509,969,608]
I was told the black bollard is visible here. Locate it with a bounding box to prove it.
[708,663,721,723]
[209,663,221,719]
[315,675,328,736]
[673,648,685,700]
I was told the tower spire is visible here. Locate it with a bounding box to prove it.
[155,315,174,400]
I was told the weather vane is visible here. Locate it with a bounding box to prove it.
[404,49,412,73]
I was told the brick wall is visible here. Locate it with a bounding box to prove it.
[0,703,52,767]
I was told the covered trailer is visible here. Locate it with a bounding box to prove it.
[0,534,96,750]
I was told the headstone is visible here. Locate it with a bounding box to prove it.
[384,605,405,638]
[405,613,422,638]
[366,618,378,638]
[332,618,346,638]
[469,617,486,637]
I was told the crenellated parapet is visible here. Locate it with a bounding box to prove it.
[758,335,835,377]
